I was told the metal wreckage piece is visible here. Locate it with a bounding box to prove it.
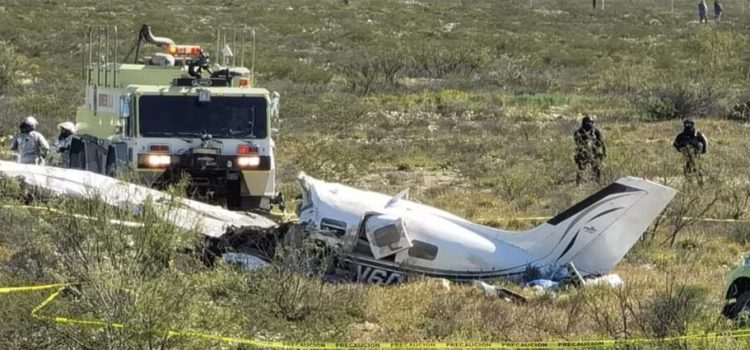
[0,161,277,237]
[0,161,677,292]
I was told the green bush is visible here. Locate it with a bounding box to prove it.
[643,85,720,121]
[728,100,750,122]
[638,283,710,339]
[407,41,491,79]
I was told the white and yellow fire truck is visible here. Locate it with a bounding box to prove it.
[72,24,282,211]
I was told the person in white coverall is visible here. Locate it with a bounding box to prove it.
[10,116,49,165]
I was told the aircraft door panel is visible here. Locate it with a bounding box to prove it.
[364,214,412,259]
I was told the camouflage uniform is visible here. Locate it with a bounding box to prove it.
[574,117,606,185]
[673,120,708,185]
[10,117,50,165]
[11,131,50,165]
[53,122,76,168]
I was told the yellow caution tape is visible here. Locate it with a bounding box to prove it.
[490,215,750,224]
[260,211,750,225]
[0,204,145,227]
[1,283,749,349]
[0,283,68,294]
[490,217,554,222]
[681,216,750,223]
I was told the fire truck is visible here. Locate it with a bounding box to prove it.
[72,25,282,211]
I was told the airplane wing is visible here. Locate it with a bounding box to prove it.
[0,161,277,237]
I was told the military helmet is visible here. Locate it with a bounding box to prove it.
[582,115,595,128]
[21,116,39,130]
[58,121,76,133]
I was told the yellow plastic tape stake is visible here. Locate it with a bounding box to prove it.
[30,286,66,320]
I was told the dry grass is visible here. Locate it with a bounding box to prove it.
[2,0,750,348]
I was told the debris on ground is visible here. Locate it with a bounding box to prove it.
[472,280,527,302]
[221,253,269,271]
[584,274,624,288]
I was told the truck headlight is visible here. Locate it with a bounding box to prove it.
[237,155,260,168]
[145,154,172,167]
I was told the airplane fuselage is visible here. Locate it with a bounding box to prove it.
[296,173,677,284]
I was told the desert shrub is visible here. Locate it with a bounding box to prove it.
[40,196,208,349]
[339,44,410,96]
[728,100,750,122]
[288,64,334,94]
[0,179,217,349]
[230,238,365,340]
[642,84,721,121]
[0,275,57,350]
[581,287,635,339]
[686,27,750,80]
[0,41,33,137]
[728,224,750,246]
[407,41,491,79]
[340,52,383,96]
[0,41,29,95]
[636,283,710,339]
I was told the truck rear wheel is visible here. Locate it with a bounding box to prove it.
[725,290,750,320]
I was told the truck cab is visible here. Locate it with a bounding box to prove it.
[73,25,280,211]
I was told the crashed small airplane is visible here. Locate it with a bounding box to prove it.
[0,160,678,287]
[296,173,677,284]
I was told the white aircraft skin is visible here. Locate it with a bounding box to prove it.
[0,161,277,237]
[296,173,678,284]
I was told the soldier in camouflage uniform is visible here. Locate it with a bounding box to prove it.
[53,121,76,168]
[10,116,49,165]
[673,119,708,185]
[574,115,606,185]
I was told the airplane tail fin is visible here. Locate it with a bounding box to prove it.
[498,177,677,275]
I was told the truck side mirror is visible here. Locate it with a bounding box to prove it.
[118,95,132,137]
[270,91,280,120]
[119,95,131,118]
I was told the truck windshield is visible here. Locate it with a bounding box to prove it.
[138,95,268,139]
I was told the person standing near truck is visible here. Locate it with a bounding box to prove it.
[10,116,49,165]
[52,121,76,168]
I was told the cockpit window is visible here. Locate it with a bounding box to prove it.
[372,224,402,247]
[321,218,347,237]
[408,240,438,261]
